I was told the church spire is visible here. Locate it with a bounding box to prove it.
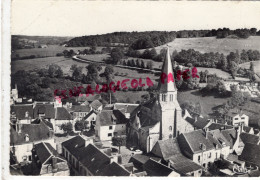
[158,47,177,93]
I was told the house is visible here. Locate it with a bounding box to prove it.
[241,126,254,134]
[113,103,139,119]
[224,109,249,127]
[31,142,69,176]
[192,117,211,130]
[239,143,260,168]
[151,138,202,177]
[143,159,180,177]
[55,107,73,134]
[10,120,55,163]
[127,47,194,153]
[240,132,260,145]
[61,135,124,176]
[33,103,55,125]
[11,104,33,124]
[90,99,103,112]
[69,105,91,120]
[82,110,97,131]
[178,130,217,169]
[128,154,161,172]
[95,110,127,141]
[221,128,244,155]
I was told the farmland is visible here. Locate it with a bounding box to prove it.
[11,45,105,58]
[150,36,260,55]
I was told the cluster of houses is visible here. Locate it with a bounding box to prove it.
[10,48,260,176]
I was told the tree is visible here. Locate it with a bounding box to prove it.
[75,120,86,132]
[61,122,73,135]
[140,60,145,68]
[112,136,126,154]
[146,61,153,70]
[230,61,238,78]
[86,63,102,83]
[136,59,141,68]
[72,66,83,81]
[150,48,157,59]
[250,62,255,72]
[103,65,114,83]
[48,64,63,78]
[41,77,51,88]
[111,48,124,64]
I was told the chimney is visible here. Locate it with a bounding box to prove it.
[52,156,58,173]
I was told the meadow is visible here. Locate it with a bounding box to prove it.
[151,36,260,55]
[11,45,104,58]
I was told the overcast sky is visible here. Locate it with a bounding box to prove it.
[11,0,260,36]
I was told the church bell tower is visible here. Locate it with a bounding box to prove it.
[158,47,181,140]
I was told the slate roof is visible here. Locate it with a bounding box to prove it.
[33,103,55,119]
[152,138,182,161]
[193,117,210,129]
[97,110,127,126]
[114,103,139,114]
[157,47,177,93]
[143,159,175,176]
[79,144,110,175]
[239,143,260,167]
[34,142,58,164]
[61,136,86,157]
[242,126,253,133]
[98,162,130,176]
[151,138,202,175]
[185,117,196,125]
[221,129,237,149]
[11,105,33,119]
[226,109,246,117]
[10,121,53,145]
[83,110,97,120]
[240,133,260,145]
[69,105,90,112]
[180,129,215,153]
[207,123,233,131]
[56,107,72,120]
[208,129,231,148]
[90,100,102,110]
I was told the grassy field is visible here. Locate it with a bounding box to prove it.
[151,36,260,55]
[196,67,232,79]
[239,60,260,81]
[12,45,104,58]
[77,54,109,63]
[177,90,228,118]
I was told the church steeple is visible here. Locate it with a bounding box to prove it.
[157,47,177,93]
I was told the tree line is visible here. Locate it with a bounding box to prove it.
[66,28,260,50]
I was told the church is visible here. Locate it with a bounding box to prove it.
[127,47,194,153]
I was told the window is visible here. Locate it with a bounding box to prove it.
[241,117,245,119]
[208,152,211,158]
[198,155,201,162]
[235,118,239,120]
[109,126,112,130]
[162,94,167,102]
[28,155,32,161]
[169,126,172,131]
[108,133,112,137]
[170,94,173,101]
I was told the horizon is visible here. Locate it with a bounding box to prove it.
[12,0,260,37]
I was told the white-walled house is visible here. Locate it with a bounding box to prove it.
[90,100,103,113]
[224,109,249,127]
[54,107,74,134]
[68,105,91,120]
[95,110,128,141]
[113,103,139,119]
[10,121,55,163]
[82,110,97,130]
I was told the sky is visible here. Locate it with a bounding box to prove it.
[11,0,260,37]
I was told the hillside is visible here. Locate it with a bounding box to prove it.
[152,36,260,55]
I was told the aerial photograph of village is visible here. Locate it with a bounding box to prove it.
[7,0,260,177]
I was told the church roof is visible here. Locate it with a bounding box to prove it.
[157,47,177,93]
